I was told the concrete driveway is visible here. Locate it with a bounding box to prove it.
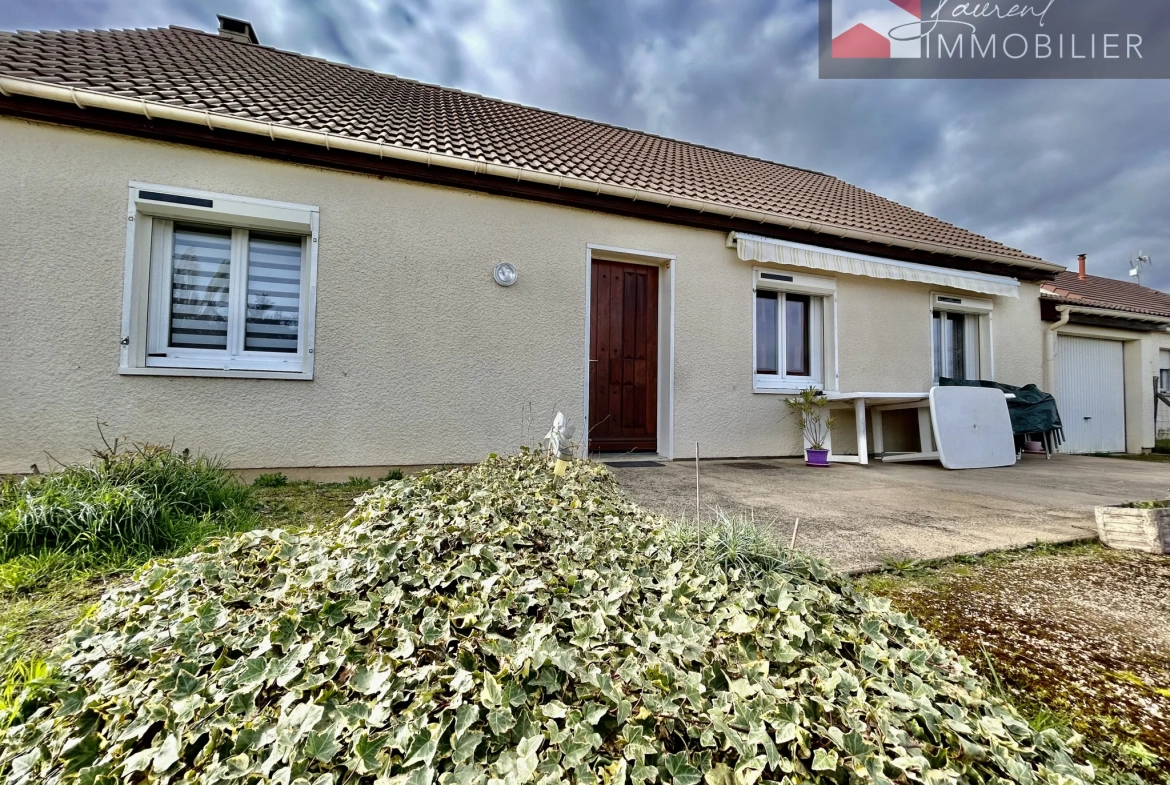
[608,455,1170,573]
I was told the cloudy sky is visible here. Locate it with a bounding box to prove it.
[7,0,1170,288]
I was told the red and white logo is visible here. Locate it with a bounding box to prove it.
[832,0,923,58]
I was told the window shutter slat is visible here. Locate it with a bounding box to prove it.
[170,225,231,350]
[245,233,302,354]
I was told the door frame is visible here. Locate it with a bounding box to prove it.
[584,244,675,459]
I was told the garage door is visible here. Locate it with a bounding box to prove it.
[1056,335,1125,453]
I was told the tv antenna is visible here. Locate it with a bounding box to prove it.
[1129,251,1153,285]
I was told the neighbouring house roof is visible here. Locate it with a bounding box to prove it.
[0,24,1061,275]
[1041,271,1170,319]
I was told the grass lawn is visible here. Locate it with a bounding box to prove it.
[1091,439,1170,463]
[856,542,1170,782]
[1093,452,1170,464]
[0,480,362,670]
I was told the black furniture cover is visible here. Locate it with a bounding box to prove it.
[938,377,1064,447]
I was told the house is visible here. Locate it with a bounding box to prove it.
[1041,256,1170,454]
[0,17,1066,474]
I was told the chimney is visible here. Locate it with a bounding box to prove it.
[1077,253,1087,280]
[217,15,259,44]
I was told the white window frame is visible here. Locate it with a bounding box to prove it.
[120,183,319,379]
[752,268,838,393]
[930,292,993,384]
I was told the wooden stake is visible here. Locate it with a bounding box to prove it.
[789,518,800,551]
[694,442,700,522]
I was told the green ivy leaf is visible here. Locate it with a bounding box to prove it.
[304,730,342,762]
[487,707,516,736]
[61,734,100,774]
[662,753,701,785]
[450,669,475,694]
[811,748,839,771]
[404,728,439,768]
[352,732,387,774]
[452,731,483,764]
[703,763,733,785]
[352,664,391,695]
[454,703,480,738]
[482,673,503,707]
[153,733,181,773]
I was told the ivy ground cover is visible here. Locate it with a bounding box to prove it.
[1,452,1092,784]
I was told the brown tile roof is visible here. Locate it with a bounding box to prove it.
[0,24,1051,270]
[1042,271,1170,318]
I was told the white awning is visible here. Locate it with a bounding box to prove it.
[728,232,1020,298]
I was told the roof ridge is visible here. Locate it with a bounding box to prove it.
[161,25,840,181]
[1050,270,1170,296]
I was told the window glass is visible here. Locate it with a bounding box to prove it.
[246,233,302,353]
[755,291,779,374]
[753,274,831,388]
[947,311,966,380]
[170,224,232,350]
[932,312,944,381]
[785,294,811,376]
[933,309,980,381]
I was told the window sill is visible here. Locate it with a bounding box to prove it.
[119,365,313,381]
[752,385,828,395]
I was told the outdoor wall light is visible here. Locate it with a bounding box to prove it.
[493,262,518,287]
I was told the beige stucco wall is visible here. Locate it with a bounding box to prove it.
[0,117,1045,471]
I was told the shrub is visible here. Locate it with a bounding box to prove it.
[252,473,289,488]
[343,476,373,489]
[0,451,1091,784]
[380,468,405,482]
[667,509,786,575]
[0,442,253,564]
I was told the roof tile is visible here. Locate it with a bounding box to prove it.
[0,25,1045,265]
[1042,272,1170,318]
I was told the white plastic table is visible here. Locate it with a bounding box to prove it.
[822,390,1016,466]
[823,392,931,465]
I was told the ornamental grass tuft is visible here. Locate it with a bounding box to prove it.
[0,450,1092,784]
[0,441,253,565]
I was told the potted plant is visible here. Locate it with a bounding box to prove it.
[784,387,835,467]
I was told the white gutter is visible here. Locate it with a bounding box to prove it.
[0,74,1063,275]
[1044,304,1072,394]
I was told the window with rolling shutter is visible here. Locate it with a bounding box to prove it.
[124,183,318,378]
[929,293,993,384]
[752,268,835,391]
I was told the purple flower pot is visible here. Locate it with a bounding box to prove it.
[805,448,830,467]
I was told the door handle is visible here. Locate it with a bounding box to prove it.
[1083,416,1092,420]
[589,359,599,363]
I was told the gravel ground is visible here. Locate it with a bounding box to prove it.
[857,544,1170,780]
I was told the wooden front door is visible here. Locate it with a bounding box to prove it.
[589,260,659,452]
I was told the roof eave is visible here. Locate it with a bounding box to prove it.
[0,74,1062,276]
[1045,297,1170,326]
